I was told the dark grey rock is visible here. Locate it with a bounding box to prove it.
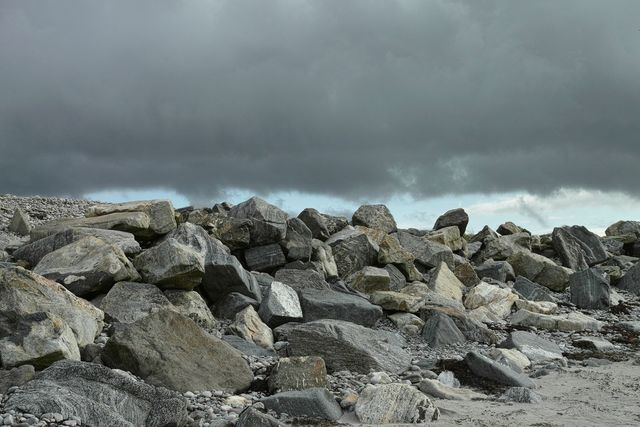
[208,214,252,251]
[229,197,288,246]
[268,356,328,393]
[298,287,383,327]
[501,331,563,363]
[281,218,313,261]
[133,238,204,290]
[421,311,466,348]
[469,225,500,244]
[352,204,397,233]
[214,292,259,320]
[617,261,640,295]
[497,222,525,236]
[475,260,515,282]
[465,351,536,388]
[4,360,188,427]
[384,264,408,290]
[570,268,611,309]
[605,220,640,241]
[101,281,174,324]
[8,208,31,236]
[397,230,454,269]
[513,276,559,302]
[245,243,287,272]
[222,335,277,357]
[326,228,378,278]
[102,310,253,393]
[261,388,342,421]
[298,208,331,241]
[0,365,35,394]
[321,214,350,235]
[274,269,331,291]
[420,307,498,345]
[237,407,284,427]
[433,208,469,235]
[552,226,608,271]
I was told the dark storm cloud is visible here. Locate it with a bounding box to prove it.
[1,0,639,201]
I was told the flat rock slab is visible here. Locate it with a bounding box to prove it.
[298,287,382,327]
[261,388,342,421]
[465,351,536,388]
[510,309,603,332]
[418,378,487,401]
[355,383,438,424]
[268,356,328,393]
[101,281,175,324]
[501,331,563,363]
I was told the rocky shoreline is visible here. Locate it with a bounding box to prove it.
[0,194,639,426]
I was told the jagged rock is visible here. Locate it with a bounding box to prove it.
[509,250,572,291]
[384,264,408,290]
[29,212,152,242]
[298,288,382,327]
[433,208,469,235]
[276,319,411,374]
[222,335,277,357]
[326,228,378,277]
[513,276,559,302]
[33,236,139,297]
[163,289,216,330]
[552,226,608,271]
[281,218,313,261]
[421,311,466,347]
[617,261,640,295]
[487,348,531,372]
[8,208,31,236]
[0,266,103,348]
[346,266,390,294]
[352,204,397,233]
[510,309,603,332]
[268,356,328,393]
[4,360,188,427]
[425,226,466,252]
[420,306,498,345]
[464,282,519,322]
[465,351,536,388]
[397,231,454,269]
[378,234,419,280]
[570,268,611,309]
[310,239,339,279]
[245,243,287,272]
[261,388,342,421]
[473,232,531,262]
[214,292,259,320]
[0,312,80,369]
[229,197,289,246]
[369,291,423,313]
[499,387,542,403]
[208,214,252,251]
[355,383,438,424]
[429,262,466,302]
[322,213,350,235]
[501,331,563,363]
[497,221,525,236]
[418,378,487,400]
[101,281,174,324]
[237,407,284,427]
[454,262,481,287]
[102,310,252,393]
[298,208,331,241]
[258,281,303,327]
[230,305,274,349]
[469,225,500,243]
[133,237,204,290]
[514,299,558,314]
[605,220,640,241]
[388,312,425,335]
[475,260,515,282]
[274,268,331,291]
[0,365,35,394]
[13,228,141,266]
[86,199,177,239]
[0,251,8,262]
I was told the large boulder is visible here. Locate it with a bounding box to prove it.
[464,282,519,322]
[501,331,563,363]
[421,311,466,348]
[369,290,423,313]
[473,233,531,263]
[569,268,611,309]
[281,218,313,261]
[258,281,303,327]
[163,289,216,330]
[244,243,287,272]
[298,288,382,327]
[420,306,498,345]
[617,261,640,295]
[229,197,288,246]
[261,388,342,421]
[326,228,378,278]
[273,269,331,291]
[475,260,515,283]
[85,199,177,239]
[100,282,174,324]
[29,213,152,242]
[425,226,466,252]
[4,360,188,427]
[13,228,141,267]
[433,208,469,235]
[465,351,536,388]
[397,231,454,269]
[605,220,640,242]
[513,276,559,302]
[275,319,411,374]
[352,204,397,233]
[0,266,103,349]
[510,309,603,332]
[346,266,390,294]
[102,310,253,393]
[133,238,205,290]
[268,356,328,393]
[207,214,252,251]
[429,262,466,302]
[508,250,572,291]
[298,208,331,241]
[230,305,274,349]
[33,236,140,297]
[355,383,438,424]
[552,226,608,271]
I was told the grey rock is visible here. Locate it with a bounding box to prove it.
[29,212,152,242]
[163,289,216,330]
[454,262,481,287]
[425,226,466,252]
[133,238,205,290]
[434,208,469,235]
[261,388,342,421]
[573,336,616,351]
[346,266,390,294]
[310,239,339,279]
[214,292,259,320]
[276,319,411,374]
[13,228,141,266]
[0,266,104,348]
[420,307,498,345]
[222,335,277,357]
[322,213,350,235]
[258,281,303,327]
[86,199,177,239]
[0,365,35,394]
[570,268,611,309]
[102,310,253,393]
[268,356,328,393]
[237,407,284,427]
[617,261,640,295]
[499,387,542,403]
[418,378,487,401]
[298,287,383,327]
[469,225,500,244]
[244,243,287,272]
[33,236,140,297]
[327,228,378,278]
[355,383,438,424]
[100,282,174,324]
[421,311,466,348]
[428,262,466,302]
[208,215,252,251]
[397,231,454,269]
[298,208,331,241]
[497,222,525,236]
[8,208,31,236]
[229,197,289,246]
[605,220,640,241]
[384,264,408,290]
[475,260,515,282]
[4,360,188,427]
[465,351,536,388]
[501,331,563,363]
[509,250,572,291]
[552,226,608,271]
[274,268,331,291]
[513,276,559,302]
[230,305,274,349]
[281,218,313,261]
[473,232,531,263]
[510,309,603,332]
[352,204,397,233]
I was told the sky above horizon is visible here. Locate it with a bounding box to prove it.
[2,1,640,235]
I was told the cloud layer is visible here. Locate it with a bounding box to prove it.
[1,0,639,202]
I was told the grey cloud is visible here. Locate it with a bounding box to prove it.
[1,0,639,202]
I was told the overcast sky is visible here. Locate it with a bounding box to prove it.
[1,1,639,233]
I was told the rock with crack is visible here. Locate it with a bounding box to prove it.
[133,237,204,290]
[487,348,531,373]
[214,292,259,320]
[100,281,175,324]
[552,226,608,271]
[514,299,558,315]
[244,243,287,273]
[475,260,515,283]
[274,268,331,291]
[298,287,382,327]
[464,281,519,323]
[258,281,303,327]
[369,290,423,313]
[569,268,611,309]
[33,236,140,297]
[163,289,216,330]
[388,312,425,335]
[500,331,564,363]
[420,306,498,345]
[29,213,152,242]
[465,351,536,388]
[508,250,572,291]
[513,276,559,302]
[268,356,328,393]
[352,204,397,233]
[3,360,188,427]
[510,309,603,332]
[616,261,640,295]
[421,311,466,348]
[397,231,454,269]
[346,266,390,294]
[310,239,339,279]
[297,208,331,241]
[261,388,342,421]
[425,226,466,252]
[102,310,253,393]
[429,262,466,302]
[355,383,439,424]
[473,233,531,263]
[85,199,177,239]
[326,227,378,278]
[281,218,313,261]
[230,305,274,349]
[229,196,289,246]
[433,208,469,235]
[275,319,411,374]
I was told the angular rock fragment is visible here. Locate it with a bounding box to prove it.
[501,331,563,363]
[298,208,331,241]
[397,231,454,269]
[510,309,603,332]
[509,250,572,291]
[0,365,35,394]
[133,237,204,290]
[258,281,303,327]
[464,281,519,322]
[237,407,284,427]
[298,287,382,327]
[281,218,313,260]
[465,351,536,388]
[352,204,397,233]
[229,197,289,246]
[214,292,259,320]
[163,289,216,329]
[425,226,466,252]
[355,383,438,424]
[418,378,487,400]
[244,243,287,272]
[421,311,466,347]
[268,356,328,393]
[475,260,515,282]
[616,261,640,295]
[513,276,559,302]
[101,281,174,324]
[230,305,274,349]
[429,262,466,302]
[85,199,177,238]
[552,226,608,271]
[388,312,425,335]
[8,208,31,236]
[433,208,469,235]
[346,266,390,294]
[369,290,423,313]
[569,268,611,309]
[261,388,342,421]
[326,228,378,277]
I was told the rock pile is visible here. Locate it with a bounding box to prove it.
[0,194,639,426]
